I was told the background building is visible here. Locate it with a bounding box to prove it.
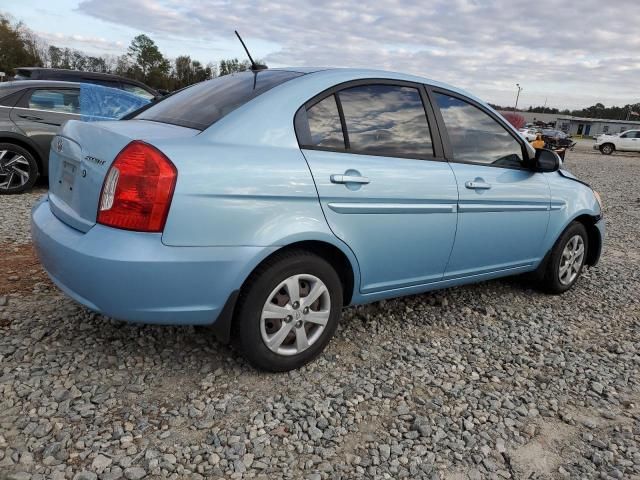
[499,111,640,137]
[555,116,640,137]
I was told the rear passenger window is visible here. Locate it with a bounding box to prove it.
[28,89,80,114]
[435,93,524,168]
[338,85,433,157]
[306,95,345,149]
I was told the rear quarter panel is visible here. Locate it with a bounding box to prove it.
[159,140,335,248]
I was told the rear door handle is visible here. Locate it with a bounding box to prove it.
[330,174,370,185]
[465,180,491,190]
[18,114,43,121]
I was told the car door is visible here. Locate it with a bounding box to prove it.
[296,81,458,294]
[616,131,633,151]
[10,87,81,156]
[430,89,550,278]
[626,130,640,151]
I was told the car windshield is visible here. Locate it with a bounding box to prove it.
[135,70,304,130]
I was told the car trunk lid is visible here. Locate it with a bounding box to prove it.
[48,119,199,232]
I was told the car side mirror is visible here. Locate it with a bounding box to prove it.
[533,148,560,172]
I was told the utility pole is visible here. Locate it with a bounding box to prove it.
[514,83,523,111]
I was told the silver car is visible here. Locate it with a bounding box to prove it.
[0,80,149,194]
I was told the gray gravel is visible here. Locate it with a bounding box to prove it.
[0,187,47,245]
[1,142,639,479]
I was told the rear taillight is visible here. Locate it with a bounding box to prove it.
[97,141,177,232]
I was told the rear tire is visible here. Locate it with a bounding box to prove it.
[234,250,343,372]
[539,222,589,294]
[0,143,39,194]
[599,143,614,155]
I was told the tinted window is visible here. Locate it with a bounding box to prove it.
[0,86,25,106]
[122,84,155,100]
[14,69,32,79]
[28,89,80,114]
[542,129,566,138]
[621,131,640,138]
[338,85,433,157]
[306,95,345,149]
[137,70,303,130]
[435,93,523,168]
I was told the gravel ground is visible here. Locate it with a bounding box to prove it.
[1,142,639,480]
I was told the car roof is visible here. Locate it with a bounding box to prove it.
[196,66,534,159]
[14,68,158,93]
[17,67,134,82]
[278,67,485,104]
[0,80,82,89]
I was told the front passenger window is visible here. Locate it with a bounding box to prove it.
[435,93,524,168]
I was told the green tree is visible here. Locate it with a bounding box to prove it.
[174,55,193,88]
[127,34,170,86]
[48,45,62,68]
[218,58,251,76]
[0,13,43,74]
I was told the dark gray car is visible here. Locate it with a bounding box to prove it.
[0,80,150,193]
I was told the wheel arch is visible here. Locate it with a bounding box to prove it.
[209,238,360,344]
[571,213,602,266]
[244,240,357,306]
[0,134,46,176]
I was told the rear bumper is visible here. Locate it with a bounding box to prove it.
[31,198,272,325]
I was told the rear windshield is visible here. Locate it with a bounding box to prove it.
[135,70,303,130]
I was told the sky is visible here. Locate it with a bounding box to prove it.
[3,0,639,110]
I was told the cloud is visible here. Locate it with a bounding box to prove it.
[36,31,125,54]
[74,0,640,108]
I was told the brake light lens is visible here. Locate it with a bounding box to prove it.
[97,141,177,232]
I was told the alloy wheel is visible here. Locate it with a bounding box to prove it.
[0,149,32,191]
[558,234,585,286]
[260,274,331,356]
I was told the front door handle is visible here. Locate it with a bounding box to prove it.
[465,180,492,190]
[330,174,370,185]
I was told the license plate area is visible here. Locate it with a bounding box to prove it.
[58,160,78,202]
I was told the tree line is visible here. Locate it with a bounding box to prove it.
[0,12,256,91]
[491,101,640,121]
[2,11,639,115]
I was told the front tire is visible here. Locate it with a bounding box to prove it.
[599,143,614,155]
[234,251,343,372]
[0,143,39,194]
[540,222,588,294]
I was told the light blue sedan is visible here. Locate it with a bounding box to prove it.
[31,68,604,371]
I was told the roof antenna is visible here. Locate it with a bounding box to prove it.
[235,30,267,71]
